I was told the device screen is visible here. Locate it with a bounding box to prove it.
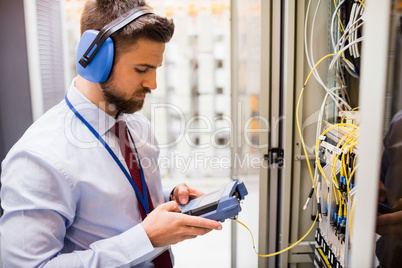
[197,190,221,208]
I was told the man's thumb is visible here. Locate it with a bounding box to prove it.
[162,201,181,213]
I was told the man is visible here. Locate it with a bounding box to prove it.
[0,0,222,267]
[375,17,402,268]
[376,110,402,268]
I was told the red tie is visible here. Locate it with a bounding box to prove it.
[111,121,173,268]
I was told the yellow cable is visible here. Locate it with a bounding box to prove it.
[344,141,357,180]
[349,200,356,243]
[314,123,358,191]
[338,199,343,220]
[296,53,334,200]
[330,137,345,206]
[271,53,333,259]
[342,132,358,198]
[343,201,347,227]
[353,153,357,169]
[352,106,360,111]
[346,164,358,200]
[316,123,358,209]
[260,53,330,259]
[342,138,357,171]
[240,52,333,261]
[340,131,358,198]
[235,215,318,258]
[357,0,365,8]
[341,143,349,178]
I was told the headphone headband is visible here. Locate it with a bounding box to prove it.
[79,6,154,68]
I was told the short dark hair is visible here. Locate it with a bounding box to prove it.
[80,0,175,62]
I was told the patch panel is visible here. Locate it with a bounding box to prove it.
[313,119,359,268]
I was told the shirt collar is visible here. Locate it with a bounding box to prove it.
[66,78,119,136]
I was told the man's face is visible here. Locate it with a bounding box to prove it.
[100,38,165,114]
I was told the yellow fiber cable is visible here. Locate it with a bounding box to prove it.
[314,123,358,192]
[296,53,335,200]
[235,214,318,258]
[346,164,358,199]
[339,139,351,176]
[343,201,347,223]
[349,200,356,243]
[330,129,358,199]
[330,136,346,189]
[338,199,343,220]
[343,141,356,180]
[341,143,350,178]
[353,153,357,169]
[341,132,357,184]
[246,53,332,259]
[357,0,365,8]
[316,123,358,208]
[342,138,357,179]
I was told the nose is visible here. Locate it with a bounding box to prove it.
[142,70,157,90]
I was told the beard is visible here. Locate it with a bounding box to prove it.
[100,76,151,114]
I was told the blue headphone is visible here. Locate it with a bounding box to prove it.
[76,6,154,83]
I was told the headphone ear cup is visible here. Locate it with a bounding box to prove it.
[76,30,114,83]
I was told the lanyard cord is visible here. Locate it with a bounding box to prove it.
[64,94,150,214]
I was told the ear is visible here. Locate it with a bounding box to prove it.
[76,30,114,83]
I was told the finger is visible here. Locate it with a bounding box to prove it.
[183,215,222,230]
[377,214,392,226]
[176,185,190,205]
[378,181,387,202]
[161,201,181,213]
[377,211,402,226]
[393,198,402,211]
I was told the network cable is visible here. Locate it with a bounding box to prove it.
[235,214,318,258]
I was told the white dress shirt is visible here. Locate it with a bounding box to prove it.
[0,79,173,267]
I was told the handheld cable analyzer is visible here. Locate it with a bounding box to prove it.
[180,181,248,222]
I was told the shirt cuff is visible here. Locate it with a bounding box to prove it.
[121,224,154,262]
[118,224,169,266]
[122,224,170,265]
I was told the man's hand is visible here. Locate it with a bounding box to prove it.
[171,183,204,205]
[141,201,222,247]
[377,198,402,239]
[379,181,387,202]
